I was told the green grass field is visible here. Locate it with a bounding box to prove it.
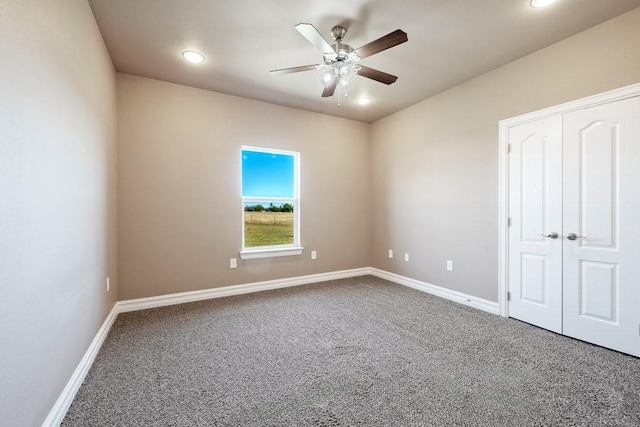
[244,212,294,247]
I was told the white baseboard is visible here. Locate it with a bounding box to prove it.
[116,266,499,316]
[42,303,119,427]
[44,266,497,426]
[369,268,500,315]
[117,267,371,313]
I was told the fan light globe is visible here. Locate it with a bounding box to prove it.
[320,70,336,86]
[339,65,354,81]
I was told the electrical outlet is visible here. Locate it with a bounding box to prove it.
[106,277,110,293]
[404,253,409,262]
[311,250,317,260]
[388,249,393,259]
[230,258,237,269]
[447,260,454,271]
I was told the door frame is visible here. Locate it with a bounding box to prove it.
[497,82,640,318]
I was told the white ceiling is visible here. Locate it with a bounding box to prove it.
[88,0,640,123]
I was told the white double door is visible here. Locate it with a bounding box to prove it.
[508,96,640,357]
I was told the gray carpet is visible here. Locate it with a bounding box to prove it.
[63,275,640,426]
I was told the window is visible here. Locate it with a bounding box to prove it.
[240,147,301,259]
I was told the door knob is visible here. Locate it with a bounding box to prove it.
[566,233,586,241]
[539,232,559,239]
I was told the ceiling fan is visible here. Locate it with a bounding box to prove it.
[270,24,408,99]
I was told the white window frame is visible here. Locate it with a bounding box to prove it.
[240,146,302,259]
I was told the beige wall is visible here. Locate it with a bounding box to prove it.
[370,8,640,302]
[0,1,117,426]
[117,74,370,300]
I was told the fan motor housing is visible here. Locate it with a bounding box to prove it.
[324,44,359,65]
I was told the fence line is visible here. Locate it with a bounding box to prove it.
[244,212,294,225]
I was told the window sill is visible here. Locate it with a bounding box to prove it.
[240,247,304,260]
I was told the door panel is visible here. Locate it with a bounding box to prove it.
[580,121,618,249]
[579,260,617,323]
[508,116,563,333]
[563,96,640,357]
[521,253,547,304]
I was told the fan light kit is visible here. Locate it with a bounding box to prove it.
[530,0,556,8]
[271,23,408,106]
[182,50,205,63]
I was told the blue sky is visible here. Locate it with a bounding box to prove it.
[242,150,294,198]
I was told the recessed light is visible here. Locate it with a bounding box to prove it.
[356,97,371,105]
[182,50,205,63]
[530,0,556,8]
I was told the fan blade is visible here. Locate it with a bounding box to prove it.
[354,29,408,60]
[358,66,398,85]
[321,79,338,98]
[295,23,336,55]
[270,64,323,74]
